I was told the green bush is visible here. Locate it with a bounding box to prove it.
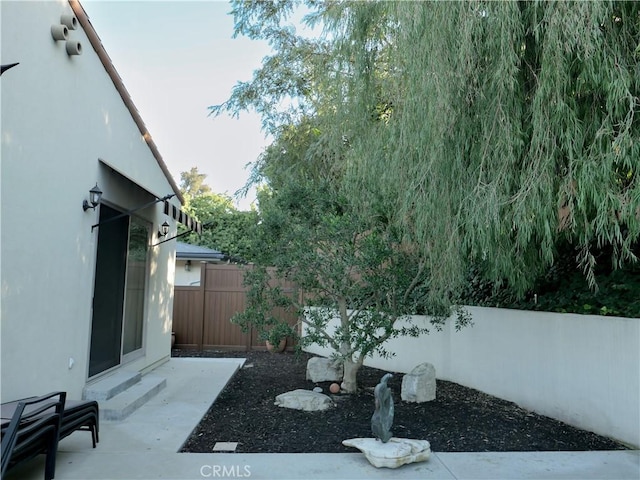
[462,243,640,318]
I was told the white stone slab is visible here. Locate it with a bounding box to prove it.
[342,437,431,468]
[212,442,238,452]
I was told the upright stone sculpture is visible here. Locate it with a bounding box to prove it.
[343,372,431,468]
[371,373,394,443]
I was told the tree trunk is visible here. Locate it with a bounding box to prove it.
[341,356,363,394]
[336,297,365,393]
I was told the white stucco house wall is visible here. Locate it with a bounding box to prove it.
[1,0,200,402]
[174,242,224,287]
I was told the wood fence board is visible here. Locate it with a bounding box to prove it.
[172,287,203,349]
[203,291,249,348]
[173,264,299,351]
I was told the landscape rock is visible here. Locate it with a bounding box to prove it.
[313,386,323,393]
[401,363,436,403]
[274,389,333,411]
[342,437,431,468]
[306,357,343,383]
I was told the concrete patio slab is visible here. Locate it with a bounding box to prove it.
[436,450,640,479]
[4,357,639,480]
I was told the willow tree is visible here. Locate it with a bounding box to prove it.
[214,0,639,306]
[337,1,640,300]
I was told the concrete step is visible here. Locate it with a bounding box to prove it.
[83,371,141,401]
[98,374,167,421]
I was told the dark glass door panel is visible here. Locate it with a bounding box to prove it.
[89,205,129,377]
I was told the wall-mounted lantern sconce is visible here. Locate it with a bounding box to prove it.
[184,260,192,272]
[82,183,103,211]
[158,221,170,238]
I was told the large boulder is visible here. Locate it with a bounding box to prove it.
[401,363,436,403]
[306,357,343,383]
[342,438,431,468]
[274,389,333,411]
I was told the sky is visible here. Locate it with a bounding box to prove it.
[81,0,274,210]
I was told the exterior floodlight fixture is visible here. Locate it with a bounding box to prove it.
[83,184,102,211]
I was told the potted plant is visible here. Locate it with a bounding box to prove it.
[264,323,293,353]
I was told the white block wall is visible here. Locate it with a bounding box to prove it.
[302,306,640,447]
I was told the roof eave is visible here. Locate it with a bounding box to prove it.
[69,0,184,205]
[176,253,225,261]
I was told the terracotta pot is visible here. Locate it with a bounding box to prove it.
[266,338,286,353]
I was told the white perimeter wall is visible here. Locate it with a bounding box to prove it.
[302,306,640,447]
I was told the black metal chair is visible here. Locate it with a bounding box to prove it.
[1,396,99,449]
[58,400,100,448]
[0,391,66,480]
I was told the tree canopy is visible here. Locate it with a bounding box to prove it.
[231,120,470,392]
[180,167,212,197]
[214,0,640,306]
[179,167,257,261]
[340,1,640,298]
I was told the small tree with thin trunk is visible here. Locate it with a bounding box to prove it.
[232,178,471,393]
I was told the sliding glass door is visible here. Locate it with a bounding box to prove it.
[122,218,149,358]
[89,205,128,377]
[89,206,149,377]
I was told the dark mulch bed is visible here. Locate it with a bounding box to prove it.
[174,349,628,454]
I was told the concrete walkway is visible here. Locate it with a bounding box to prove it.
[6,357,639,480]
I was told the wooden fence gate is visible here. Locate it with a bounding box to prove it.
[172,264,298,351]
